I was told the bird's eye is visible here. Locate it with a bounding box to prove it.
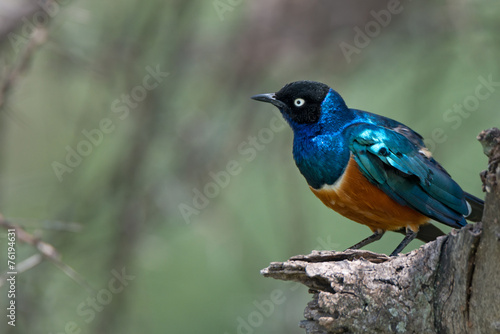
[294,98,305,107]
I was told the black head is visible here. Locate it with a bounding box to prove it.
[251,81,330,124]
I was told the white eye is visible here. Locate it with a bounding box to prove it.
[294,98,305,107]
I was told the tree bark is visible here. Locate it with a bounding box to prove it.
[261,128,500,334]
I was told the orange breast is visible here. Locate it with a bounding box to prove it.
[310,157,430,232]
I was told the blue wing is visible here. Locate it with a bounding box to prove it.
[345,123,469,228]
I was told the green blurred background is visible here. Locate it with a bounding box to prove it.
[0,0,498,333]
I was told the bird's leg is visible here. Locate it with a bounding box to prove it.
[390,228,418,256]
[345,229,385,251]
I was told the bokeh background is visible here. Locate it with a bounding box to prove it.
[0,0,498,333]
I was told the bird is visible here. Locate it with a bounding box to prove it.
[251,80,484,256]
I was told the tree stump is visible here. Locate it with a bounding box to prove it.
[261,128,500,334]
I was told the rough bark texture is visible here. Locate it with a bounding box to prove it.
[261,128,500,334]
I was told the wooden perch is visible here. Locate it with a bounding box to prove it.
[261,128,500,334]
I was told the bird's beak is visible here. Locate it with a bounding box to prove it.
[251,93,286,109]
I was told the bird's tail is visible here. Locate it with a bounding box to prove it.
[395,223,445,243]
[416,223,445,242]
[465,192,484,222]
[396,193,483,244]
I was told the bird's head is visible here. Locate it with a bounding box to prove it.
[251,81,330,124]
[251,81,349,132]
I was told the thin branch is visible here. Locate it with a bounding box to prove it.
[0,214,96,293]
[0,254,43,285]
[0,26,48,111]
